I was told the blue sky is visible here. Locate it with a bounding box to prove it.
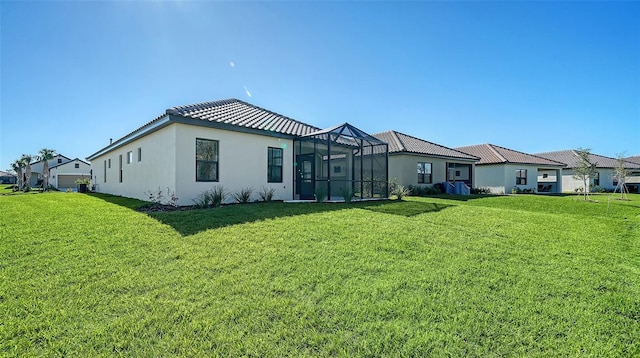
[1,1,639,171]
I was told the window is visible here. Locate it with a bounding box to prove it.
[516,169,527,185]
[196,138,219,181]
[119,155,123,182]
[543,173,548,179]
[417,162,432,184]
[108,159,111,168]
[138,147,142,162]
[127,151,133,164]
[267,147,283,183]
[75,163,80,169]
[593,172,600,186]
[57,158,62,163]
[104,160,107,183]
[455,170,461,177]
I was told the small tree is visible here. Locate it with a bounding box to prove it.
[572,148,597,201]
[10,160,24,190]
[612,153,631,200]
[38,148,57,191]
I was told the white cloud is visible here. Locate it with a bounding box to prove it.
[244,86,252,98]
[229,61,235,68]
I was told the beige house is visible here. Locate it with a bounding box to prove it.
[373,130,478,193]
[536,150,640,193]
[86,99,389,205]
[456,144,565,194]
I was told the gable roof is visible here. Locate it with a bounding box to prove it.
[88,98,319,160]
[30,154,71,166]
[0,170,16,177]
[49,158,91,170]
[456,144,565,166]
[373,130,478,161]
[166,98,319,136]
[535,150,640,169]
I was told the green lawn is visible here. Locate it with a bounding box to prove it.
[1,192,639,356]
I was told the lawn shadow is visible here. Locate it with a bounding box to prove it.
[362,200,455,217]
[88,193,457,236]
[148,200,407,236]
[88,192,150,210]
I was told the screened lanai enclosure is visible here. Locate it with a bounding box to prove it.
[293,123,389,201]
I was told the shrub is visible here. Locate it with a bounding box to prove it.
[210,185,227,207]
[315,187,327,203]
[192,191,212,209]
[471,187,491,195]
[258,187,276,202]
[233,187,254,204]
[341,187,354,203]
[192,185,227,208]
[393,185,410,200]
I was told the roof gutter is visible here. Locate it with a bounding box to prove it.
[86,115,172,161]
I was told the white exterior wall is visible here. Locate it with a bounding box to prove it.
[91,125,178,202]
[49,159,92,188]
[474,164,508,194]
[174,123,294,205]
[561,168,616,192]
[475,164,540,194]
[388,154,475,187]
[29,155,71,187]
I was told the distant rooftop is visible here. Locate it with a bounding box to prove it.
[536,150,640,169]
[456,144,565,166]
[373,130,478,161]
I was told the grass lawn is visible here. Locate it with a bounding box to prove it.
[1,192,639,356]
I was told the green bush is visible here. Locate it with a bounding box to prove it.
[233,187,254,204]
[258,187,276,202]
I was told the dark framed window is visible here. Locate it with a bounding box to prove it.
[593,172,600,186]
[57,158,62,163]
[516,169,527,185]
[108,158,111,168]
[75,163,80,169]
[417,162,432,184]
[267,147,283,183]
[138,147,142,162]
[127,151,133,164]
[119,155,123,182]
[104,160,107,183]
[196,138,219,181]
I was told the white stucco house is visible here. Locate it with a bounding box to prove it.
[536,150,640,193]
[29,154,92,189]
[49,159,92,190]
[373,130,478,193]
[455,144,566,194]
[86,98,389,205]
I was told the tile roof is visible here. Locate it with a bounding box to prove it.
[373,130,478,160]
[88,98,320,160]
[166,98,319,136]
[535,150,640,169]
[456,144,565,166]
[626,156,640,164]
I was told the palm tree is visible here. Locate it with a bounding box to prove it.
[10,159,25,191]
[38,148,57,191]
[21,154,34,191]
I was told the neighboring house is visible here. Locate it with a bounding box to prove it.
[29,154,92,190]
[455,144,566,194]
[0,170,17,184]
[49,159,92,190]
[626,156,640,164]
[29,154,72,188]
[373,130,478,194]
[86,98,389,205]
[536,150,640,193]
